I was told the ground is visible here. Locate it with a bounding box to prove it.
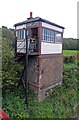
[2,50,79,119]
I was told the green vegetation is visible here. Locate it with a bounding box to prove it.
[28,63,78,118]
[0,28,2,109]
[3,62,78,119]
[3,88,28,119]
[63,50,77,56]
[63,38,79,50]
[2,28,79,119]
[2,28,23,89]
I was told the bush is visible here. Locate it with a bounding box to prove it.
[2,28,28,119]
[2,29,23,89]
[2,27,14,40]
[63,38,78,50]
[3,88,28,119]
[63,56,76,63]
[2,28,78,119]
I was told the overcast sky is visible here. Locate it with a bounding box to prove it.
[0,0,78,38]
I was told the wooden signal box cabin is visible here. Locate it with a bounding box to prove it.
[14,12,65,101]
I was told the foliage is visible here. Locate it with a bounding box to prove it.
[2,27,14,40]
[63,38,79,50]
[3,88,28,120]
[2,28,27,119]
[63,50,77,56]
[2,28,23,89]
[28,63,78,118]
[2,63,78,119]
[2,28,79,119]
[63,56,76,64]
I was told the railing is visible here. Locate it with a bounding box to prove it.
[17,39,26,48]
[15,37,39,54]
[18,45,26,53]
[18,39,26,53]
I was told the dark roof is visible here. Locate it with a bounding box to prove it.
[14,17,65,29]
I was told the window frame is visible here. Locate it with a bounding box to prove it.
[17,29,24,40]
[55,31,62,43]
[42,27,62,43]
[42,28,55,42]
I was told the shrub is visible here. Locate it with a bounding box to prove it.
[2,29,23,89]
[63,38,78,50]
[63,56,76,63]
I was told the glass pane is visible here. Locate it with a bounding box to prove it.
[42,28,44,35]
[42,28,56,42]
[27,30,30,39]
[18,30,20,39]
[46,36,48,41]
[44,29,46,35]
[55,32,62,42]
[52,31,54,36]
[45,29,47,35]
[42,28,44,40]
[22,30,24,39]
[44,35,46,40]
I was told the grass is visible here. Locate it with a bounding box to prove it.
[2,40,79,119]
[63,50,78,56]
[3,88,28,119]
[3,62,78,119]
[27,62,78,118]
[1,28,78,119]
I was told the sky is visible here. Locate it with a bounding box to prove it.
[0,0,78,38]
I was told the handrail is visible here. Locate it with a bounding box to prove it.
[17,39,26,53]
[18,45,26,53]
[17,39,26,48]
[17,37,39,53]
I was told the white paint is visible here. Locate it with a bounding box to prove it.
[41,42,62,54]
[42,22,63,33]
[16,21,39,30]
[17,40,26,48]
[17,40,26,53]
[17,48,26,53]
[16,24,26,30]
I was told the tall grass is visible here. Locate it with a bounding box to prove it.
[63,50,78,56]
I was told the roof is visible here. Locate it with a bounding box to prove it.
[14,17,65,29]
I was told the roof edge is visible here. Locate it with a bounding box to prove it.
[14,17,65,29]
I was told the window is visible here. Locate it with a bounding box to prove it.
[55,32,62,42]
[27,29,30,39]
[42,28,54,42]
[17,29,24,40]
